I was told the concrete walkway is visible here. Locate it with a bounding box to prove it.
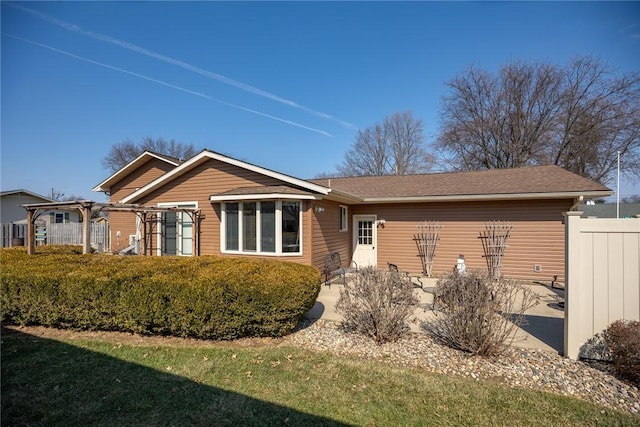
[305,276,565,354]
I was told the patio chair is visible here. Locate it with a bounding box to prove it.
[388,262,424,289]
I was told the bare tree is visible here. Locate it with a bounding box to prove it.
[436,56,640,185]
[102,136,198,172]
[622,195,640,204]
[338,111,434,176]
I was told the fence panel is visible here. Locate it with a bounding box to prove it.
[0,223,27,247]
[564,212,640,359]
[46,222,110,252]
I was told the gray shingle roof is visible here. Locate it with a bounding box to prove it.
[580,203,640,218]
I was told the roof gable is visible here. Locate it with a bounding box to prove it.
[120,149,330,204]
[92,151,181,193]
[0,189,55,202]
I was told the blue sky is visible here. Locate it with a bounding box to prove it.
[2,1,639,202]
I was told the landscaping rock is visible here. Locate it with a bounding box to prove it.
[286,319,640,416]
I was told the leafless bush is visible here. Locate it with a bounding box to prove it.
[335,267,419,343]
[604,320,640,386]
[425,269,539,357]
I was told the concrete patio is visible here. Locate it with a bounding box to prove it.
[305,275,566,354]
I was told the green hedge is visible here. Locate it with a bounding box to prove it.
[0,247,321,339]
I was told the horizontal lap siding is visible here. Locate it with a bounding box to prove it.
[109,159,177,203]
[108,211,136,252]
[136,159,312,265]
[108,159,176,252]
[311,201,351,271]
[352,199,571,281]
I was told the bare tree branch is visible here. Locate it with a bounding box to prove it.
[102,136,198,172]
[338,111,433,176]
[49,188,84,201]
[436,56,640,184]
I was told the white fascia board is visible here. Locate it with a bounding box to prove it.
[319,189,362,204]
[210,193,320,202]
[1,189,55,202]
[358,191,614,204]
[92,151,180,193]
[122,150,329,203]
[210,152,330,195]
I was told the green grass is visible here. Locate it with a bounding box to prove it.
[2,328,638,426]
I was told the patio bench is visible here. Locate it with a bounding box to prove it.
[387,262,424,289]
[323,252,357,284]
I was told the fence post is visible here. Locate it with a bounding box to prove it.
[563,211,583,359]
[26,210,36,255]
[82,204,92,254]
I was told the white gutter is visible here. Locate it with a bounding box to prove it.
[210,193,320,202]
[355,191,613,204]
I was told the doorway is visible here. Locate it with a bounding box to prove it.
[352,215,377,267]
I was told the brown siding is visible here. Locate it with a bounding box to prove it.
[132,158,313,265]
[311,201,351,271]
[107,158,177,252]
[352,199,572,281]
[108,211,137,252]
[109,158,177,202]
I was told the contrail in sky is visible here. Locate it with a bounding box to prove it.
[4,34,334,137]
[9,3,356,129]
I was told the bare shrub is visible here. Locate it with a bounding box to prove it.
[426,269,539,357]
[604,320,640,386]
[335,267,419,343]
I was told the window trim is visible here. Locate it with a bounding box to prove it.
[221,200,303,256]
[156,201,198,256]
[339,205,348,232]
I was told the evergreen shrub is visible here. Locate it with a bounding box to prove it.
[0,247,320,339]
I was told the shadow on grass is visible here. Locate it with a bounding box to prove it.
[1,327,346,426]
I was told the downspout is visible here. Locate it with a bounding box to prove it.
[570,195,583,211]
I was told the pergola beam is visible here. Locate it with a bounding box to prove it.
[21,200,201,255]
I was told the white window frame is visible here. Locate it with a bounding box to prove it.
[221,200,302,256]
[156,201,198,256]
[339,205,348,232]
[52,212,69,224]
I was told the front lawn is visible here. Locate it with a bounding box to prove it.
[2,327,637,426]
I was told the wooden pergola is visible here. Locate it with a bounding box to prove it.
[21,201,202,255]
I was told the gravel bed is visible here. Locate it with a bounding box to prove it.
[285,319,640,416]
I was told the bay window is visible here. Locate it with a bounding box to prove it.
[222,200,301,255]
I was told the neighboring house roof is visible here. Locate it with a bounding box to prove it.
[92,151,182,193]
[0,189,55,202]
[311,165,612,203]
[118,149,330,204]
[580,203,640,218]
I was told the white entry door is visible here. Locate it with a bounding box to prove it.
[353,215,377,267]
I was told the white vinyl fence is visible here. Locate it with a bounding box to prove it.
[1,223,27,247]
[564,212,640,359]
[47,222,110,252]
